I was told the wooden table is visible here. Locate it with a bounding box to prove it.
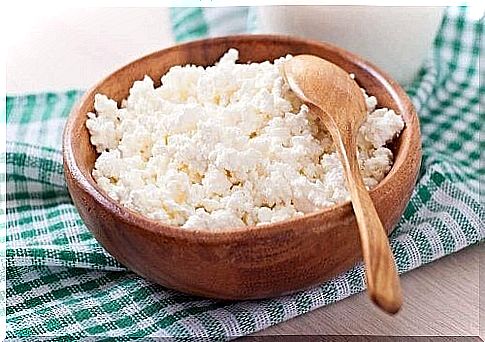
[251,243,482,338]
[6,7,482,339]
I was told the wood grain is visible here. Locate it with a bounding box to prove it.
[250,244,481,337]
[284,55,402,313]
[63,35,422,300]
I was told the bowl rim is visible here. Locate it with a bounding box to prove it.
[63,34,420,243]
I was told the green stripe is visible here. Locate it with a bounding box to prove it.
[19,95,37,124]
[171,7,208,42]
[6,96,14,119]
[6,173,67,188]
[7,189,67,202]
[172,8,204,29]
[39,93,59,138]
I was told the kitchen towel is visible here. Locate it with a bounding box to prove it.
[4,6,484,339]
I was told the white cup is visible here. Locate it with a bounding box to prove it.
[257,6,445,86]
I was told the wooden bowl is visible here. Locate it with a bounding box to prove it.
[63,35,421,300]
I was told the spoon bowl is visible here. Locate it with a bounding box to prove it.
[284,54,367,128]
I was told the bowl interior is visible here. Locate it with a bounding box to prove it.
[68,35,416,231]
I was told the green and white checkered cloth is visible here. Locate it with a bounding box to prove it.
[4,6,484,339]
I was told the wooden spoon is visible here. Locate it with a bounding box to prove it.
[283,54,403,314]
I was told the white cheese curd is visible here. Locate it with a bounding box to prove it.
[86,49,404,230]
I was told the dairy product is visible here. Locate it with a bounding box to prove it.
[86,49,404,229]
[257,6,444,86]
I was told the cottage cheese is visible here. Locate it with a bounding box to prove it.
[86,49,404,229]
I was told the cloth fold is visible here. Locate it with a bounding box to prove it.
[5,6,484,339]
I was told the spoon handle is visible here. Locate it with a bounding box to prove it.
[334,132,403,314]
